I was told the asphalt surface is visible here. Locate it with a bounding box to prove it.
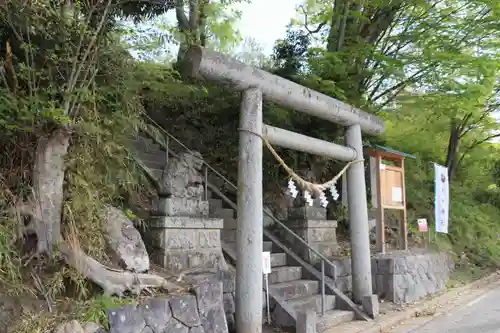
[393,285,500,333]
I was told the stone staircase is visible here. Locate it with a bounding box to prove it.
[207,190,356,331]
[132,134,361,331]
[132,136,167,186]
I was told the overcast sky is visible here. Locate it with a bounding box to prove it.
[233,0,302,55]
[125,0,302,61]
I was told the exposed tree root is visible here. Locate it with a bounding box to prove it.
[16,128,182,296]
[57,242,180,296]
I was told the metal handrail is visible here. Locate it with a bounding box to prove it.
[142,113,337,315]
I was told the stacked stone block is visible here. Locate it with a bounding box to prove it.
[281,204,340,265]
[318,257,352,293]
[148,215,227,272]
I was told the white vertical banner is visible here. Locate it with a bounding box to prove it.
[434,163,450,234]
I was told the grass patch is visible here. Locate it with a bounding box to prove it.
[13,295,136,333]
[78,295,136,329]
[446,264,492,288]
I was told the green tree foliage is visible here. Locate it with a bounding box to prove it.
[3,0,500,324]
[0,0,160,301]
[262,0,500,267]
[121,0,249,63]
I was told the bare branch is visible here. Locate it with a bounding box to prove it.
[371,66,430,104]
[298,5,327,36]
[456,132,500,167]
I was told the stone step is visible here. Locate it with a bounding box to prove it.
[142,159,166,170]
[316,310,355,332]
[223,218,237,229]
[208,176,227,189]
[136,150,167,163]
[263,241,273,252]
[271,253,286,267]
[133,137,162,153]
[223,241,274,252]
[221,230,236,243]
[134,149,166,169]
[267,280,319,300]
[287,294,336,315]
[208,198,223,209]
[210,208,235,219]
[221,228,280,244]
[264,266,302,285]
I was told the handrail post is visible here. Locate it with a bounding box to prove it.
[204,166,208,201]
[321,259,325,316]
[165,136,169,165]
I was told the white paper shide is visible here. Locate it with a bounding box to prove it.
[434,163,449,234]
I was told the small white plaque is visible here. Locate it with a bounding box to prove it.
[262,251,271,275]
[392,186,403,202]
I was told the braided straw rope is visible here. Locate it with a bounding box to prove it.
[238,128,364,196]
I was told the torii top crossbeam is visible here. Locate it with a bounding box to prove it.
[184,46,385,136]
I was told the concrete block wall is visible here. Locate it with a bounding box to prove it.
[322,252,454,304]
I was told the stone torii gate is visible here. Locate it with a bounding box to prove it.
[184,46,385,333]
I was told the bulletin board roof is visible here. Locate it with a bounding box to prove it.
[365,144,416,160]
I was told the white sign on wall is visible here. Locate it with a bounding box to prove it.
[262,251,271,275]
[434,163,449,234]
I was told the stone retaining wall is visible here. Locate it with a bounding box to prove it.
[188,270,237,331]
[107,280,229,333]
[322,252,454,304]
[55,280,231,333]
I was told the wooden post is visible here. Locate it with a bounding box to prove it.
[375,153,385,253]
[401,158,408,251]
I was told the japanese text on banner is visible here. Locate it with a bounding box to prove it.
[434,163,449,234]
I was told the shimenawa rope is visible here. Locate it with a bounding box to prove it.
[238,128,364,196]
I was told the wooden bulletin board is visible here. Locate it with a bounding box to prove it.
[366,145,414,253]
[380,164,405,208]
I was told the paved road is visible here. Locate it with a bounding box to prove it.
[392,286,500,333]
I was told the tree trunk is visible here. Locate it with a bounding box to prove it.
[17,128,181,296]
[175,0,207,64]
[445,122,460,181]
[325,2,403,99]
